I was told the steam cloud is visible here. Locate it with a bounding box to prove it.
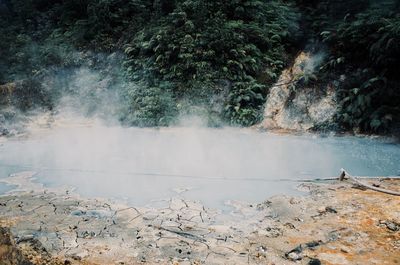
[1,51,399,209]
[0,123,399,208]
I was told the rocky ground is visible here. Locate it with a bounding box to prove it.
[260,52,338,132]
[0,171,399,265]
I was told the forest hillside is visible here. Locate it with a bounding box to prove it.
[0,0,399,134]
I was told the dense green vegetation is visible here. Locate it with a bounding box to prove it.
[298,0,400,133]
[0,0,399,133]
[124,1,300,125]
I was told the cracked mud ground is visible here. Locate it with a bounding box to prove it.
[0,172,399,265]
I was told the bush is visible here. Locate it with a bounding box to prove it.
[224,77,266,126]
[300,0,400,133]
[124,0,300,126]
[123,81,178,127]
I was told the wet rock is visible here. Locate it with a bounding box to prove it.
[15,235,35,244]
[86,209,113,218]
[70,210,85,216]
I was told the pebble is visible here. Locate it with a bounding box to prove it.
[385,221,400,232]
[317,206,337,214]
[287,251,303,261]
[340,246,351,253]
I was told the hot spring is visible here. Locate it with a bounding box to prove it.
[0,123,399,208]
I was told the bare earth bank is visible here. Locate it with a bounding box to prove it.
[0,172,399,265]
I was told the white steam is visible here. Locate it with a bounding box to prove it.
[0,123,399,208]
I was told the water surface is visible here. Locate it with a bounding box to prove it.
[0,126,399,208]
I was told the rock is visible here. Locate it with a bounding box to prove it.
[317,206,337,214]
[0,227,34,265]
[379,220,400,232]
[308,258,322,265]
[340,246,351,253]
[325,206,337,214]
[260,51,337,131]
[285,241,322,262]
[287,251,303,261]
[386,221,400,232]
[305,241,322,249]
[285,245,303,261]
[258,246,267,253]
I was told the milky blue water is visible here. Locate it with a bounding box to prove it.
[0,126,399,208]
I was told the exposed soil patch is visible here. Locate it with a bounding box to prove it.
[0,172,399,265]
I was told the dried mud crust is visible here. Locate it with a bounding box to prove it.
[0,179,399,265]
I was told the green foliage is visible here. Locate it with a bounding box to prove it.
[336,72,399,132]
[124,0,300,126]
[224,77,266,126]
[123,82,178,127]
[63,0,152,50]
[0,0,300,127]
[301,0,400,133]
[4,0,399,133]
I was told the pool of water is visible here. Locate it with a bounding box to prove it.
[0,126,399,208]
[0,183,16,194]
